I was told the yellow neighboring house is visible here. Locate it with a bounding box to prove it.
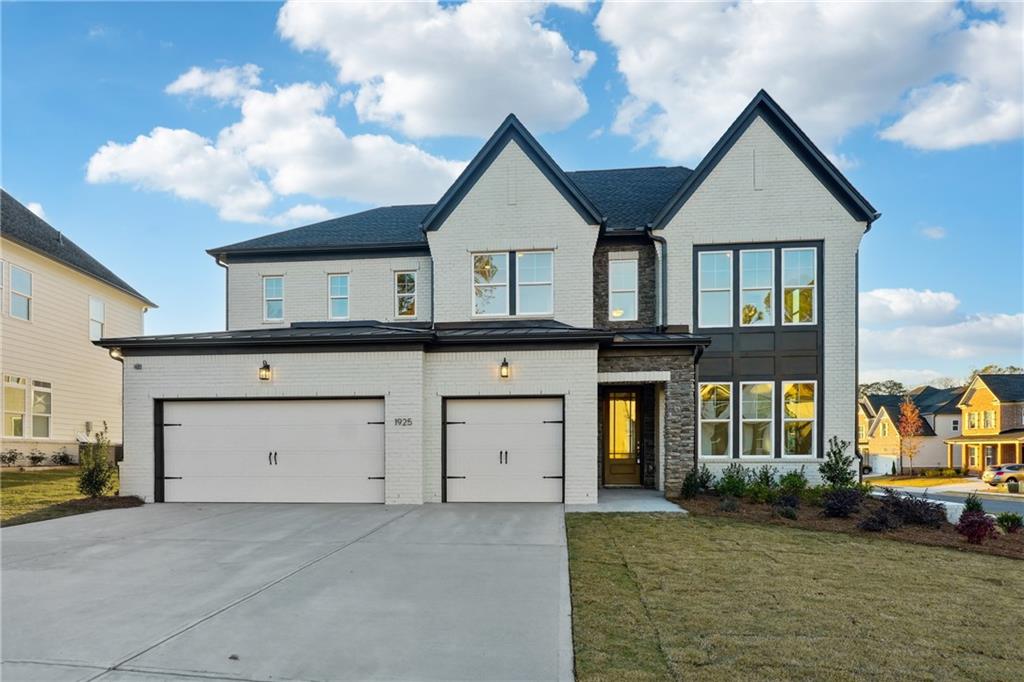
[858,385,965,474]
[1,191,155,461]
[944,374,1024,473]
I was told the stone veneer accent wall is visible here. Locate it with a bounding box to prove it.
[598,349,696,496]
[592,240,658,329]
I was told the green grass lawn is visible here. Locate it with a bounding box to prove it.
[869,475,969,488]
[567,513,1021,681]
[0,467,133,527]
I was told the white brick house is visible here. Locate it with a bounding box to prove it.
[99,91,878,505]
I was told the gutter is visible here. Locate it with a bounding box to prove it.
[645,227,669,330]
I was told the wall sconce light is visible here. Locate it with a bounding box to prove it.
[258,360,272,381]
[109,347,123,361]
[499,358,510,379]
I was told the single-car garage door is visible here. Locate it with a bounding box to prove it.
[162,399,385,503]
[444,398,563,502]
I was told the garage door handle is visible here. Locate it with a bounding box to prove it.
[268,451,273,466]
[273,451,278,466]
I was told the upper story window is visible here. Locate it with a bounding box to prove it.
[4,375,27,437]
[782,248,816,325]
[395,271,416,318]
[328,274,350,320]
[263,276,284,321]
[473,253,509,316]
[968,412,979,429]
[782,381,815,456]
[740,382,773,456]
[881,421,889,437]
[699,383,731,457]
[10,265,32,321]
[698,251,732,328]
[983,410,995,429]
[89,297,105,341]
[740,250,773,326]
[609,259,638,321]
[858,424,866,440]
[516,252,553,316]
[472,251,553,317]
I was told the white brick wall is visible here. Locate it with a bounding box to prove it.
[226,256,432,330]
[663,115,865,466]
[426,139,598,328]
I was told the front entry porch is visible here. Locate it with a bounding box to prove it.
[945,434,1024,473]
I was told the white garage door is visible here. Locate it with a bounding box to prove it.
[444,398,563,502]
[162,399,385,503]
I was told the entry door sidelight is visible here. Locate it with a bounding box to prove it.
[604,391,642,485]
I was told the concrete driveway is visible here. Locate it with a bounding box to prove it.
[2,503,572,681]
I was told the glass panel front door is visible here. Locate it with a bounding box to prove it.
[604,390,642,485]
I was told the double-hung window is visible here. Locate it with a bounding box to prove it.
[968,412,979,429]
[472,251,553,317]
[472,253,509,316]
[740,382,773,456]
[782,381,816,456]
[263,276,284,321]
[983,410,995,429]
[516,251,553,316]
[395,272,416,318]
[740,250,773,326]
[10,265,31,321]
[31,381,51,438]
[782,248,816,324]
[609,259,638,321]
[328,274,350,320]
[699,383,731,457]
[881,421,889,437]
[4,375,27,437]
[89,297,105,340]
[698,251,732,327]
[952,419,960,432]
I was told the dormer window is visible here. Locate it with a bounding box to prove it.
[472,251,552,317]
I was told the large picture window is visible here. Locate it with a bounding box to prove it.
[472,253,509,316]
[395,271,416,318]
[698,251,732,327]
[4,375,27,437]
[740,382,773,456]
[740,250,773,326]
[263,276,284,321]
[10,265,31,321]
[328,274,350,320]
[782,248,816,324]
[699,383,731,457]
[782,381,816,456]
[516,251,553,315]
[609,259,638,321]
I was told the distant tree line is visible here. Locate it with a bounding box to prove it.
[858,364,1023,398]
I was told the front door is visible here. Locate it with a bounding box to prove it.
[603,390,642,486]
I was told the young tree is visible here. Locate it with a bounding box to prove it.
[897,397,924,475]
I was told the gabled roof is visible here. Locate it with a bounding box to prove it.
[971,374,1024,404]
[648,90,880,230]
[419,113,604,232]
[1,190,156,307]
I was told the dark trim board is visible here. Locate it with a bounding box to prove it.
[440,395,566,503]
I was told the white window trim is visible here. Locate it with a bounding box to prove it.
[781,380,817,457]
[3,375,28,439]
[952,419,960,432]
[698,251,732,328]
[881,421,889,437]
[471,252,510,318]
[983,410,996,429]
[262,275,284,322]
[89,296,106,341]
[30,380,52,439]
[739,249,774,327]
[515,250,554,317]
[781,247,817,326]
[739,381,774,458]
[698,382,732,459]
[10,264,32,322]
[968,412,978,429]
[394,270,417,319]
[608,257,639,322]
[328,273,351,321]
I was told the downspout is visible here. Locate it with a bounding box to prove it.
[646,227,668,330]
[214,256,229,330]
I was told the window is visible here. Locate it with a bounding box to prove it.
[698,251,732,327]
[968,412,979,429]
[782,248,816,324]
[10,265,31,320]
[740,250,773,326]
[3,376,26,437]
[31,381,51,438]
[327,274,350,320]
[858,424,866,440]
[0,260,4,312]
[472,253,509,316]
[89,297,105,340]
[740,382,773,456]
[699,383,731,457]
[395,272,416,318]
[881,421,889,438]
[969,446,978,467]
[516,251,553,315]
[952,419,959,432]
[608,259,638,321]
[263,276,284,321]
[782,382,816,456]
[983,410,995,429]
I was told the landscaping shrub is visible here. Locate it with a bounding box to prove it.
[879,489,945,528]
[718,495,739,512]
[1008,481,1020,494]
[78,426,115,498]
[858,506,903,532]
[0,449,21,466]
[716,463,749,498]
[996,512,1023,534]
[890,461,897,475]
[696,464,715,491]
[753,465,777,488]
[941,468,959,478]
[800,485,827,507]
[819,437,857,489]
[963,493,984,513]
[773,504,798,520]
[745,481,778,504]
[776,493,801,510]
[856,482,874,497]
[50,450,73,466]
[778,467,809,496]
[955,510,996,544]
[28,449,46,466]
[680,469,700,499]
[821,488,862,518]
[923,469,944,478]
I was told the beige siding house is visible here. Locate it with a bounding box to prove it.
[1,191,154,461]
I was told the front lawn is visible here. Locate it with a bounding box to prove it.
[0,467,139,527]
[869,475,971,488]
[567,514,1021,681]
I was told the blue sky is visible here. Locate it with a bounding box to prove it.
[3,1,1021,385]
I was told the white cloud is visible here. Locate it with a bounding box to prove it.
[595,2,1021,162]
[25,202,45,220]
[166,64,262,102]
[277,0,595,138]
[860,288,961,326]
[860,313,1024,361]
[920,225,947,240]
[271,203,332,227]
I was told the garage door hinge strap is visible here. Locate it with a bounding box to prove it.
[163,423,182,427]
[542,475,563,479]
[367,421,385,425]
[445,421,466,425]
[164,476,183,480]
[542,420,563,424]
[367,476,385,480]
[445,476,467,479]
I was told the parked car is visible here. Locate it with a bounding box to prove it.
[982,464,1024,486]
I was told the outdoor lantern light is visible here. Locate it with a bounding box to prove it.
[499,358,510,379]
[108,347,123,361]
[258,360,272,381]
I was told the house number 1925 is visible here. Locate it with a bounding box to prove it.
[393,417,413,426]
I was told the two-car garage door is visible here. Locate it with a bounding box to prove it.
[162,399,385,503]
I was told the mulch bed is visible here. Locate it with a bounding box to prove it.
[673,493,1024,561]
[2,495,143,527]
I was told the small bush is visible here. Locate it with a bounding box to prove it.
[996,512,1023,534]
[716,463,749,498]
[778,467,809,496]
[753,465,777,488]
[745,481,778,505]
[890,461,897,475]
[879,489,945,528]
[963,493,984,513]
[955,510,996,544]
[776,493,801,510]
[680,469,700,499]
[859,506,903,532]
[800,485,826,507]
[0,449,21,466]
[696,464,715,491]
[941,468,958,478]
[27,453,46,466]
[718,495,739,512]
[78,425,115,498]
[822,488,862,518]
[819,437,857,489]
[50,450,73,466]
[773,504,798,520]
[923,469,944,478]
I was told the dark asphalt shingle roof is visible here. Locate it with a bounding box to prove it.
[978,374,1024,403]
[565,167,693,230]
[1,190,155,306]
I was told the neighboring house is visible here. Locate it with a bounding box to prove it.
[1,191,155,461]
[944,374,1024,473]
[858,385,964,474]
[96,90,879,505]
